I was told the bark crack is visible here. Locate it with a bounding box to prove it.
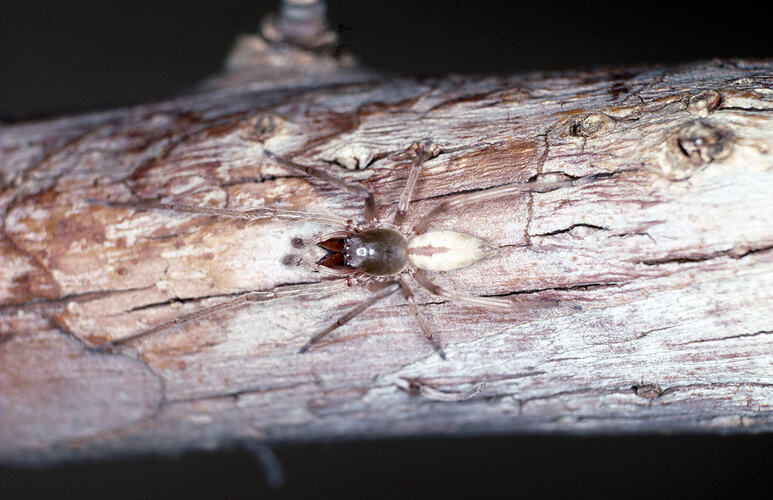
[167,381,310,405]
[660,381,773,398]
[637,243,773,266]
[121,279,335,315]
[485,281,623,298]
[0,285,154,316]
[519,384,634,407]
[532,223,609,237]
[718,106,773,113]
[675,329,773,346]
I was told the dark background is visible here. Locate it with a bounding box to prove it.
[1,0,772,498]
[2,0,771,118]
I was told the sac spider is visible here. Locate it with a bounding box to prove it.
[93,139,587,359]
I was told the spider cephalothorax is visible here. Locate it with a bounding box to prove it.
[93,139,585,359]
[341,229,408,276]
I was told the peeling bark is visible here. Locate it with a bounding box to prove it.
[1,24,772,463]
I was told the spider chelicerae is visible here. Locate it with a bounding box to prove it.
[93,139,586,359]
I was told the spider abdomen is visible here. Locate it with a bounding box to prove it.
[343,229,409,276]
[407,230,497,272]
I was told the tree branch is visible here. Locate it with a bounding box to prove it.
[1,16,772,463]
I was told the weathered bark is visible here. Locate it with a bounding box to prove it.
[1,20,772,462]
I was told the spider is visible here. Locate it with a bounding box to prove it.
[93,139,587,359]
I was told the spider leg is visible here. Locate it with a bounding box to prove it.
[412,269,581,313]
[414,173,599,234]
[263,150,377,222]
[393,139,434,226]
[299,281,401,353]
[398,277,446,360]
[87,199,353,228]
[412,269,512,311]
[93,279,349,352]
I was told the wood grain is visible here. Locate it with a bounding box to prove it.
[1,30,772,462]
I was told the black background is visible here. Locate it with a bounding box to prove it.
[2,0,771,118]
[1,1,772,498]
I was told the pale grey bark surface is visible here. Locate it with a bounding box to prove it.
[1,22,772,463]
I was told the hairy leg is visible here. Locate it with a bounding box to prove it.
[299,281,401,353]
[399,277,446,359]
[412,269,581,313]
[263,149,377,222]
[93,279,349,351]
[393,139,436,226]
[414,173,600,233]
[87,199,354,228]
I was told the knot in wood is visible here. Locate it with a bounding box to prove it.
[632,383,664,399]
[248,113,281,141]
[663,119,733,180]
[686,90,722,117]
[570,112,614,137]
[408,139,441,160]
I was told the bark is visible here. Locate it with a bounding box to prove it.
[1,24,772,462]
